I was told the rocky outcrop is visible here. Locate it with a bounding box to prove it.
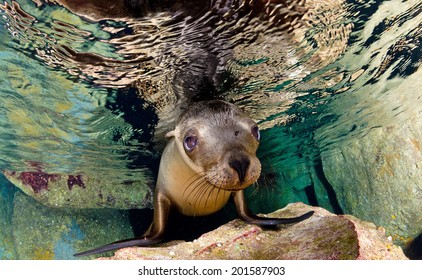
[7,190,134,259]
[3,170,153,209]
[0,175,16,259]
[0,176,408,260]
[100,203,406,260]
[316,0,422,250]
[321,112,422,246]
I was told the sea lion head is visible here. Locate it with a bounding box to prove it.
[166,100,261,191]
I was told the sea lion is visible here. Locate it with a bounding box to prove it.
[74,100,313,257]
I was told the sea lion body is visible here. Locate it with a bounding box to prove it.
[74,100,313,257]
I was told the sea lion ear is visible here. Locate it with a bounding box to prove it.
[165,130,176,139]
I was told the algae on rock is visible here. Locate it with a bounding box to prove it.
[12,191,134,259]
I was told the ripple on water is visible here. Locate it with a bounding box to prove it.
[0,0,421,178]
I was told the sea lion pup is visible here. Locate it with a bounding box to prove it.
[75,100,313,257]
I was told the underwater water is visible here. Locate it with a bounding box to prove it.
[0,0,421,259]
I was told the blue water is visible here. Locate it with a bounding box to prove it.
[0,0,421,259]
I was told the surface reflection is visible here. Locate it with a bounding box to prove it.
[0,0,420,183]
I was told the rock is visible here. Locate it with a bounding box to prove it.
[309,164,337,214]
[0,175,17,259]
[4,170,153,209]
[100,203,406,260]
[12,191,134,259]
[320,112,422,246]
[315,0,422,251]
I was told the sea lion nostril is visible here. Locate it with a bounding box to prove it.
[229,157,250,183]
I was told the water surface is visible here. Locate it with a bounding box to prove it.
[0,0,420,197]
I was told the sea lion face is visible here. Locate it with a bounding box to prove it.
[168,100,261,191]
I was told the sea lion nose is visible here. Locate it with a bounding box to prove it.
[229,156,250,183]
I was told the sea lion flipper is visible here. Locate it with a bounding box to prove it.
[74,191,172,257]
[73,235,160,257]
[232,191,314,226]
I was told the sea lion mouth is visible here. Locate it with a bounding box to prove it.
[203,175,255,192]
[182,172,249,200]
[209,184,247,192]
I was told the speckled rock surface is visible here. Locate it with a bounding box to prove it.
[100,203,406,260]
[4,170,153,209]
[0,175,17,259]
[320,112,422,246]
[12,191,133,259]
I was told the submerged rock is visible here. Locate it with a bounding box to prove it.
[0,175,17,259]
[12,191,133,259]
[100,203,406,260]
[314,0,422,253]
[4,170,153,209]
[321,112,422,246]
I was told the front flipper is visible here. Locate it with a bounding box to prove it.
[74,192,172,257]
[232,191,314,226]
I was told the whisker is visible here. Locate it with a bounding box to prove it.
[192,179,211,214]
[213,175,224,209]
[204,180,217,211]
[200,181,214,208]
[182,172,205,194]
[249,181,260,197]
[183,172,207,203]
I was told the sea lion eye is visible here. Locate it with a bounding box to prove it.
[251,125,260,141]
[184,135,198,152]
